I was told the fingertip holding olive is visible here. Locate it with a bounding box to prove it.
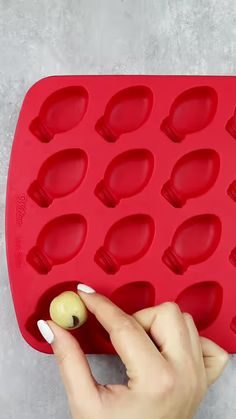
[49,291,88,330]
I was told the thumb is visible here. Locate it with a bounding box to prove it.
[37,320,98,409]
[200,337,229,386]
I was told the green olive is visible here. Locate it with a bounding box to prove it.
[49,291,87,330]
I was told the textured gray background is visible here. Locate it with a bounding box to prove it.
[0,0,236,418]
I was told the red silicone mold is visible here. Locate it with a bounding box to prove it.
[6,75,236,354]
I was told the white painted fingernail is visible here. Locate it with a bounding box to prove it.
[77,283,96,294]
[37,320,54,344]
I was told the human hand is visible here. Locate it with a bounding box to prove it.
[37,284,229,419]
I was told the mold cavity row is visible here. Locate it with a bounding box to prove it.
[28,148,155,208]
[27,214,156,275]
[97,147,221,209]
[26,146,223,211]
[96,84,219,144]
[30,84,221,145]
[26,279,229,345]
[26,280,156,344]
[30,85,154,144]
[27,212,236,276]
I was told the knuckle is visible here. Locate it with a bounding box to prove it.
[183,312,194,323]
[112,315,137,336]
[218,351,230,367]
[149,367,176,397]
[55,350,68,367]
[161,371,176,394]
[161,301,181,315]
[119,315,135,329]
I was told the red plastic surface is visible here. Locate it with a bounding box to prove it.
[5,75,236,354]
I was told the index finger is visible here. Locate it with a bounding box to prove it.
[77,285,168,388]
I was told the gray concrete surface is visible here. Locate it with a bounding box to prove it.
[0,0,236,418]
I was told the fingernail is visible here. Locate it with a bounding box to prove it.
[37,320,54,344]
[77,283,96,294]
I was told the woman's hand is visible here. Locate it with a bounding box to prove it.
[37,284,229,419]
